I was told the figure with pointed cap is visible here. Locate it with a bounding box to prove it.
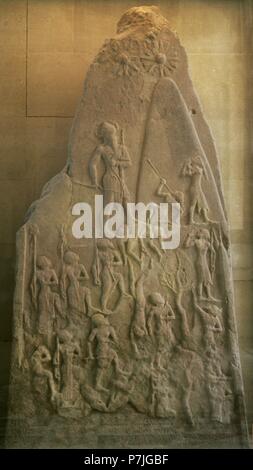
[89,121,132,210]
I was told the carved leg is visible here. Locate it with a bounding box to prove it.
[128,249,142,266]
[183,370,195,426]
[198,282,203,299]
[117,273,132,299]
[96,368,109,393]
[44,370,57,403]
[128,259,136,298]
[205,284,220,303]
[83,288,93,316]
[103,190,115,208]
[176,292,190,337]
[149,392,156,417]
[210,399,223,423]
[130,330,141,358]
[183,399,195,426]
[155,352,166,372]
[101,275,112,310]
[189,204,195,224]
[147,240,162,261]
[83,289,103,317]
[117,239,127,265]
[113,353,128,376]
[91,263,100,286]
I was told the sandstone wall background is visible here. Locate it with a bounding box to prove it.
[0,0,252,443]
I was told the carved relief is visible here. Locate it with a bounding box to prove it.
[206,356,233,424]
[130,271,148,357]
[140,36,178,77]
[147,292,175,370]
[36,256,60,340]
[146,158,184,212]
[93,239,131,312]
[181,155,212,224]
[89,122,132,208]
[8,5,248,449]
[95,17,179,82]
[95,37,141,74]
[53,330,81,409]
[192,288,223,352]
[87,314,127,393]
[31,345,57,405]
[61,250,93,321]
[149,366,176,418]
[110,39,141,77]
[184,227,220,302]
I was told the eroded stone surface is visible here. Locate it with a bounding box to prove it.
[6,6,249,448]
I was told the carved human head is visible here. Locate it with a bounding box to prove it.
[64,250,79,265]
[35,345,51,361]
[92,314,109,327]
[97,121,119,145]
[199,228,210,240]
[37,255,52,270]
[149,292,165,307]
[58,330,72,344]
[96,239,115,251]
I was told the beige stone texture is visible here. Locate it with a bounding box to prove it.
[0,0,253,445]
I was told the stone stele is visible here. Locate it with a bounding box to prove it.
[6,6,249,449]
